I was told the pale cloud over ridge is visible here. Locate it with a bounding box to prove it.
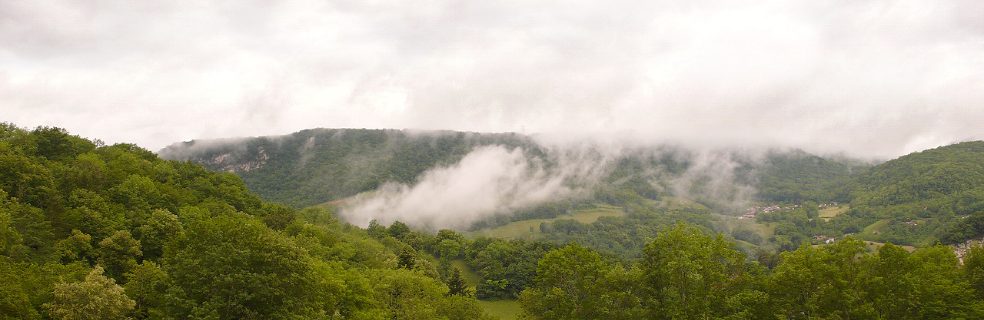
[2,0,983,159]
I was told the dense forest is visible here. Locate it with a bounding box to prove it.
[6,124,984,319]
[0,124,494,319]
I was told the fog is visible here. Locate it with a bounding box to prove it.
[340,143,618,229]
[337,137,773,229]
[3,1,984,160]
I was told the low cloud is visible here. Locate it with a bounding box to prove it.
[667,149,759,213]
[4,1,984,160]
[339,144,613,230]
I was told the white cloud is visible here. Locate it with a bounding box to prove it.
[339,145,589,229]
[2,0,983,159]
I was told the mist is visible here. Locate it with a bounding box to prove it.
[341,146,563,229]
[337,137,773,230]
[667,150,760,213]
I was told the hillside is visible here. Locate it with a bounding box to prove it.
[6,124,984,319]
[161,128,884,256]
[0,124,496,319]
[161,128,865,214]
[160,129,544,209]
[160,129,984,251]
[819,141,984,246]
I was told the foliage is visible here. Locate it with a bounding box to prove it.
[536,204,715,258]
[0,124,494,320]
[639,223,752,319]
[520,227,984,320]
[756,150,862,204]
[44,266,135,320]
[519,243,642,320]
[9,123,984,319]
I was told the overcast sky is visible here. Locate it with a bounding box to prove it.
[2,0,983,159]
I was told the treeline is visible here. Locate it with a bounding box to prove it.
[519,223,984,320]
[0,124,494,319]
[536,202,716,258]
[365,219,573,301]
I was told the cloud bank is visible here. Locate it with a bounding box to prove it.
[3,1,984,159]
[339,144,615,229]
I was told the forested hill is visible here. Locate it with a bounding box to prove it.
[842,141,984,245]
[0,123,497,319]
[785,141,984,247]
[850,141,984,208]
[7,124,984,319]
[160,128,867,211]
[159,128,984,249]
[159,128,544,208]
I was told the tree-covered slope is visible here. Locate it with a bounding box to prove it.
[8,123,984,320]
[0,124,496,319]
[162,128,868,212]
[851,141,984,207]
[756,150,862,204]
[160,128,545,208]
[798,141,984,246]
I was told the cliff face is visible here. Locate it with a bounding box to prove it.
[954,238,984,264]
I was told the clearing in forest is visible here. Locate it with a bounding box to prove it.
[818,205,849,221]
[465,204,624,239]
[479,300,522,320]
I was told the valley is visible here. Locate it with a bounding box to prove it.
[4,124,984,319]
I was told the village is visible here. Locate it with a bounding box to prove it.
[737,202,841,220]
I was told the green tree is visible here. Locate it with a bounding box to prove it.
[519,243,616,320]
[0,202,22,255]
[966,246,984,299]
[366,219,387,239]
[97,230,142,281]
[0,258,89,319]
[370,268,493,320]
[162,215,321,319]
[388,220,410,239]
[903,245,981,318]
[446,267,469,297]
[397,245,416,270]
[133,209,182,260]
[55,230,93,263]
[43,265,135,320]
[639,223,748,319]
[124,261,168,320]
[437,239,462,260]
[257,202,295,231]
[769,238,870,319]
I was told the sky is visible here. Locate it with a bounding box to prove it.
[2,0,983,160]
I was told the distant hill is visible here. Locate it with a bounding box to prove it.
[160,128,867,221]
[819,141,984,246]
[160,129,545,208]
[850,141,984,207]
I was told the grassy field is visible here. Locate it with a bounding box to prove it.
[465,204,624,239]
[451,260,481,287]
[743,220,775,243]
[863,241,917,253]
[479,300,522,320]
[863,219,891,235]
[818,205,849,221]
